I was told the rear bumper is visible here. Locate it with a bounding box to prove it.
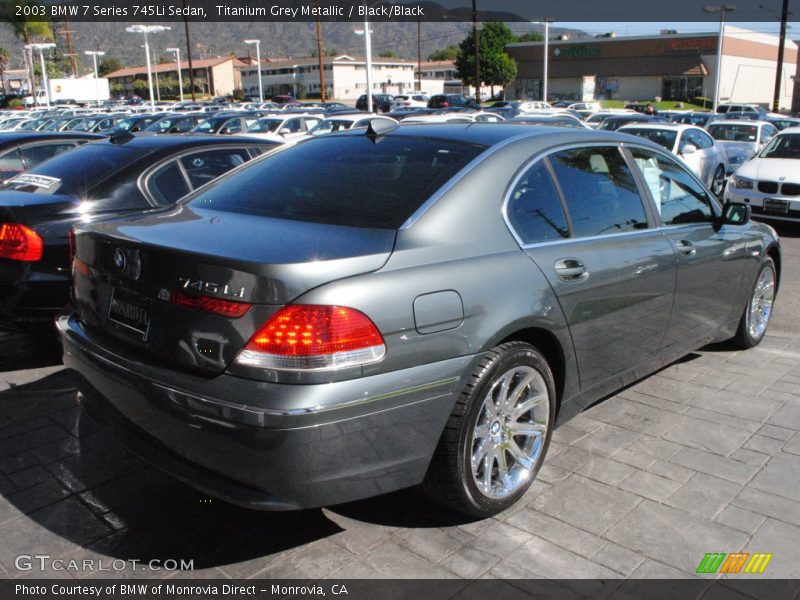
[57,313,472,510]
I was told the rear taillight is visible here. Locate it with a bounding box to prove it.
[172,291,251,318]
[235,304,386,371]
[0,223,43,261]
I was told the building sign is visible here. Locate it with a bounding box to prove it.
[666,38,716,53]
[553,46,601,58]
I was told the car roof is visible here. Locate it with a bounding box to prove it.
[334,122,655,150]
[0,131,103,145]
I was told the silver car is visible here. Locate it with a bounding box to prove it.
[60,123,780,517]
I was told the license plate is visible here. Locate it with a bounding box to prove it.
[764,199,789,214]
[108,287,150,341]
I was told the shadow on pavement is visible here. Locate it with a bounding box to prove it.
[0,328,62,373]
[770,221,800,239]
[0,371,343,574]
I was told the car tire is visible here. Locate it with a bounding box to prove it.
[423,341,555,518]
[710,164,726,197]
[733,256,776,349]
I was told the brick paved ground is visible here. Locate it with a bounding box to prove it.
[0,330,799,582]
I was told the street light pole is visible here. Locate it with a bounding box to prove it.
[166,47,183,102]
[244,39,263,103]
[771,0,790,111]
[25,43,56,108]
[125,25,170,111]
[703,4,735,113]
[472,0,481,104]
[84,50,105,105]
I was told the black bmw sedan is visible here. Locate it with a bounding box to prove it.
[0,133,281,331]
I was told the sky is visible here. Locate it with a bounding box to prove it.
[559,21,800,37]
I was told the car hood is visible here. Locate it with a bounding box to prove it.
[732,158,799,181]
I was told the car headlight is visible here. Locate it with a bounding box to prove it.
[733,176,754,189]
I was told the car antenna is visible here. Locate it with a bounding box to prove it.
[366,118,398,144]
[109,130,135,145]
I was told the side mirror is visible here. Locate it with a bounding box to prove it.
[721,201,750,226]
[680,143,697,155]
[279,128,291,136]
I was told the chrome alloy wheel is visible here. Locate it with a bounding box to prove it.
[470,365,549,499]
[747,266,775,339]
[711,165,726,197]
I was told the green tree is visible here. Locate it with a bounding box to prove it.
[482,52,517,99]
[98,57,123,77]
[428,45,459,61]
[231,87,245,101]
[516,31,544,43]
[33,59,61,79]
[455,21,516,90]
[378,50,396,58]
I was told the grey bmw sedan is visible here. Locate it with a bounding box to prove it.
[58,123,780,517]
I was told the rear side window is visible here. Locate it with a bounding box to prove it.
[548,147,648,237]
[0,148,24,180]
[179,148,249,189]
[20,142,78,167]
[188,136,485,229]
[149,161,190,205]
[506,161,569,244]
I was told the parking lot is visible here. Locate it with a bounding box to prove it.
[0,221,798,583]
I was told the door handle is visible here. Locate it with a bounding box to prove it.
[554,258,588,282]
[675,240,696,256]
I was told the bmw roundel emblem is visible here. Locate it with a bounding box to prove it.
[113,248,127,271]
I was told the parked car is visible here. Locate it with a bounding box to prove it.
[305,114,398,137]
[596,114,669,131]
[725,126,800,223]
[190,114,261,135]
[427,94,480,110]
[716,103,767,115]
[508,114,588,129]
[584,110,639,129]
[60,124,778,517]
[105,114,162,135]
[141,113,207,134]
[238,114,323,141]
[706,120,779,173]
[0,131,101,181]
[390,94,429,111]
[271,95,299,105]
[765,116,800,131]
[618,124,728,196]
[400,111,504,124]
[0,134,281,331]
[356,94,394,113]
[672,112,719,128]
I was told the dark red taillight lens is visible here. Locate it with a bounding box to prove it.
[0,223,43,261]
[172,291,252,318]
[235,304,386,371]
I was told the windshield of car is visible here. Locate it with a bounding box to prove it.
[192,118,226,133]
[308,119,352,136]
[707,123,758,142]
[759,133,800,159]
[1,142,149,195]
[620,128,677,150]
[188,136,486,229]
[248,118,282,133]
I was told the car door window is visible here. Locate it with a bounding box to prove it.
[548,146,648,237]
[179,148,250,189]
[20,142,78,168]
[148,161,191,205]
[221,119,242,134]
[630,148,714,225]
[506,160,570,244]
[760,125,777,144]
[0,148,25,180]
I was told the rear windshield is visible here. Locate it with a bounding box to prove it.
[188,135,486,229]
[621,128,677,150]
[707,123,758,142]
[2,142,149,195]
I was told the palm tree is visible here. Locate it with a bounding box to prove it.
[0,47,9,95]
[1,0,53,98]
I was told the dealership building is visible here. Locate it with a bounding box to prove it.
[505,27,798,109]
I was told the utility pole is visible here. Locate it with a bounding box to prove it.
[182,0,197,101]
[416,15,422,92]
[472,0,481,104]
[315,15,326,102]
[772,0,789,111]
[61,16,78,77]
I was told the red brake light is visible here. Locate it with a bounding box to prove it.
[0,223,43,261]
[236,304,385,371]
[172,291,251,318]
